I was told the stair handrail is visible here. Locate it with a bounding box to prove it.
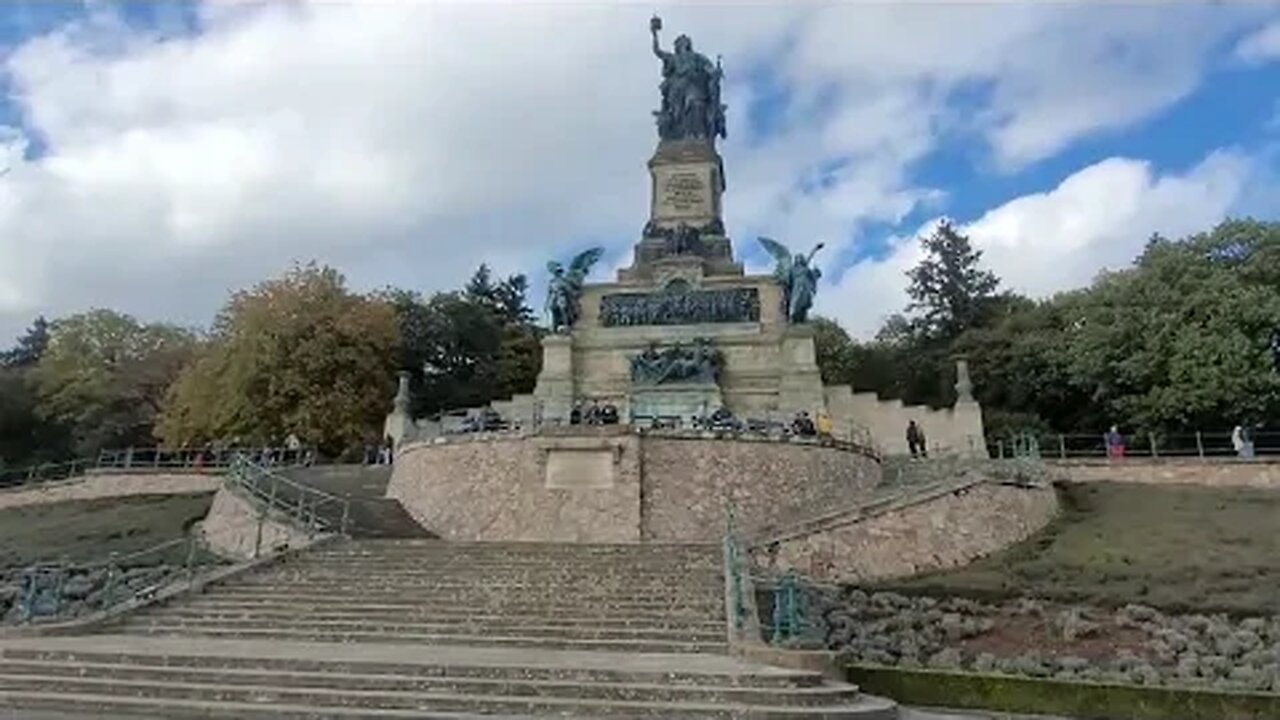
[721,499,763,647]
[9,534,223,625]
[226,453,351,537]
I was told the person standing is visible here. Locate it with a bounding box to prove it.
[906,420,926,458]
[1232,425,1246,458]
[1105,426,1125,459]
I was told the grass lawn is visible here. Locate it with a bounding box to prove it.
[881,482,1280,615]
[0,493,214,569]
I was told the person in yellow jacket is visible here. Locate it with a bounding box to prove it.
[815,411,834,440]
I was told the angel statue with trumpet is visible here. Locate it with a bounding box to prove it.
[758,237,824,324]
[545,247,604,333]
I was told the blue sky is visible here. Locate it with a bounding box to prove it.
[0,2,1278,341]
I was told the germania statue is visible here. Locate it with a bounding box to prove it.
[650,15,727,143]
[758,237,824,324]
[545,247,604,333]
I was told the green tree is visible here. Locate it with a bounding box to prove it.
[906,220,1001,340]
[156,264,398,455]
[1,316,51,368]
[385,266,541,417]
[0,316,69,466]
[30,310,195,455]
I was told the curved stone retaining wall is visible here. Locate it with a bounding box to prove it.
[0,472,220,511]
[1052,459,1280,489]
[386,429,881,543]
[752,480,1060,583]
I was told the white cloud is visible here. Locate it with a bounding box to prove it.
[1236,18,1280,63]
[820,151,1253,338]
[0,2,1269,342]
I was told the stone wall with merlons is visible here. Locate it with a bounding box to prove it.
[752,481,1059,583]
[1051,459,1280,489]
[386,431,881,542]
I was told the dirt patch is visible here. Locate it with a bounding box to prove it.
[960,611,1150,663]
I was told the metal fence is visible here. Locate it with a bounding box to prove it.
[226,454,351,549]
[7,535,225,624]
[0,458,95,490]
[988,431,1280,460]
[0,446,312,492]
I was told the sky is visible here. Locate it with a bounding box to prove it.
[0,1,1278,343]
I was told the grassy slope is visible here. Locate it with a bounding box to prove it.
[0,493,214,569]
[882,482,1280,614]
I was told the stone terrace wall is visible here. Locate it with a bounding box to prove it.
[387,430,881,543]
[199,485,315,561]
[0,472,220,511]
[753,481,1059,583]
[388,431,642,543]
[1053,459,1280,489]
[641,436,880,542]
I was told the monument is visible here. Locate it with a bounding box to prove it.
[392,16,986,457]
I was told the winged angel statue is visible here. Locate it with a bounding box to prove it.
[546,247,604,332]
[757,237,824,324]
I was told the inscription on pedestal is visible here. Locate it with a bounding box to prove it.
[654,166,714,220]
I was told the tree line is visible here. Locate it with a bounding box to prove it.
[814,218,1280,440]
[0,263,543,466]
[2,218,1277,469]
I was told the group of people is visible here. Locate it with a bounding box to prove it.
[1232,425,1257,459]
[569,401,620,426]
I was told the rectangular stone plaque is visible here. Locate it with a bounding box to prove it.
[600,287,760,327]
[653,165,714,220]
[544,449,615,489]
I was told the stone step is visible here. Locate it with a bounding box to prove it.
[2,646,823,689]
[0,688,899,719]
[0,676,896,718]
[119,618,728,643]
[0,660,855,707]
[193,589,724,609]
[119,626,730,653]
[168,599,724,620]
[278,562,723,574]
[243,568,721,579]
[134,608,729,631]
[231,576,725,591]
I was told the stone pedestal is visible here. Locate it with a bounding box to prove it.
[648,139,723,231]
[629,383,723,426]
[778,325,826,417]
[534,334,575,424]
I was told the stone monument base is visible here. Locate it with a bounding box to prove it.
[629,383,722,426]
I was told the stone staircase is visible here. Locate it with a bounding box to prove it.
[0,540,898,717]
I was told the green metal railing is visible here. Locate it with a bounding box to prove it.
[722,502,748,634]
[755,571,851,650]
[11,535,224,624]
[226,454,351,553]
[0,446,312,492]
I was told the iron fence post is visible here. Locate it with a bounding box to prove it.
[253,506,265,560]
[103,552,119,609]
[185,535,198,582]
